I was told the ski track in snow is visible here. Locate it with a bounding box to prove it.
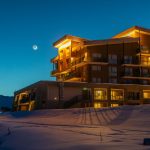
[0,105,150,150]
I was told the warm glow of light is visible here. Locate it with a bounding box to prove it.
[94,102,102,108]
[71,57,74,62]
[84,52,88,61]
[94,88,107,100]
[111,104,119,107]
[122,30,136,37]
[120,29,140,38]
[111,89,124,100]
[143,90,150,98]
[59,41,71,50]
[55,39,71,50]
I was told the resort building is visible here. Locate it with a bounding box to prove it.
[13,26,150,111]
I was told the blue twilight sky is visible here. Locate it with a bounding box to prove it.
[0,0,150,96]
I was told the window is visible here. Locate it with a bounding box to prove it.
[94,102,102,108]
[111,104,119,107]
[124,56,132,64]
[127,92,140,100]
[142,69,149,77]
[97,78,101,83]
[94,88,107,100]
[59,50,63,60]
[125,67,133,76]
[141,56,150,65]
[109,66,117,76]
[92,53,101,58]
[65,47,70,57]
[92,65,101,71]
[141,45,149,53]
[109,54,117,64]
[92,53,102,61]
[111,89,124,100]
[143,80,148,85]
[143,90,150,99]
[142,69,148,74]
[92,77,97,83]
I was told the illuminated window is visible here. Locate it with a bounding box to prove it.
[111,89,124,100]
[94,102,102,108]
[59,50,63,60]
[111,104,119,107]
[141,45,149,53]
[141,56,150,65]
[94,88,107,100]
[143,90,150,99]
[65,47,70,57]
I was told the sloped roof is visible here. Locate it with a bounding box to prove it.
[113,26,150,38]
[53,34,87,48]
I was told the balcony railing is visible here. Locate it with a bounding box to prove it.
[51,56,109,75]
[137,48,150,54]
[121,71,150,79]
[51,56,59,63]
[51,69,59,75]
[91,57,108,62]
[71,57,86,66]
[63,72,81,81]
[121,58,139,65]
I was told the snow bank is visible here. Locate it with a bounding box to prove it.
[0,105,150,150]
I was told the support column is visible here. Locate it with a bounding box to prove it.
[107,87,111,107]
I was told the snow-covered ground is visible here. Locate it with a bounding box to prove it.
[0,105,150,150]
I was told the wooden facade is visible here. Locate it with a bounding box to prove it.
[13,26,150,111]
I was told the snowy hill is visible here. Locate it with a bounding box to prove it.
[0,95,13,109]
[0,105,150,150]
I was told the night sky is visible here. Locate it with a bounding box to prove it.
[1,0,150,96]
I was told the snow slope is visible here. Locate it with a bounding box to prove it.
[0,105,150,150]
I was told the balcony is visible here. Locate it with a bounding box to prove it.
[51,69,59,76]
[121,58,140,66]
[121,71,150,80]
[63,72,81,81]
[51,56,59,63]
[51,56,109,76]
[71,57,85,66]
[136,47,150,55]
[91,57,108,63]
[121,68,139,77]
[141,74,150,78]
